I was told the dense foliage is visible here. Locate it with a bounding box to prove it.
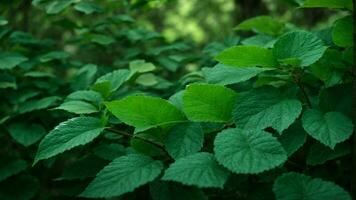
[0,0,354,199]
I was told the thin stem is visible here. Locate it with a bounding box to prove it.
[292,71,312,108]
[105,127,168,154]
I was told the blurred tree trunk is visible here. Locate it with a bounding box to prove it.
[234,0,267,23]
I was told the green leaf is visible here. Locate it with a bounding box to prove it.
[57,155,108,180]
[46,0,74,14]
[165,123,204,160]
[215,46,277,68]
[202,64,271,85]
[131,130,165,157]
[332,15,353,47]
[214,128,287,174]
[7,123,46,147]
[0,159,27,181]
[67,90,103,103]
[135,73,158,86]
[0,16,8,26]
[149,181,207,200]
[74,1,103,14]
[91,34,115,45]
[302,109,353,148]
[307,142,350,165]
[273,172,351,200]
[94,144,126,160]
[273,31,328,67]
[105,96,186,132]
[94,69,130,92]
[0,53,28,70]
[162,152,230,188]
[129,60,156,74]
[233,87,302,133]
[80,154,163,198]
[183,83,237,122]
[34,117,105,164]
[278,122,307,156]
[301,0,353,10]
[235,16,284,36]
[18,96,60,114]
[39,51,70,62]
[0,73,16,89]
[55,100,98,114]
[0,175,39,200]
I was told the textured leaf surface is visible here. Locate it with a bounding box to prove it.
[162,153,230,188]
[7,123,46,146]
[165,123,204,160]
[332,15,353,47]
[215,46,277,68]
[233,87,302,133]
[202,64,271,85]
[214,128,287,174]
[273,31,327,67]
[273,172,351,200]
[55,100,98,114]
[0,53,28,70]
[235,16,284,36]
[183,84,237,122]
[34,117,105,163]
[106,96,186,132]
[302,109,353,149]
[81,154,163,198]
[67,90,103,103]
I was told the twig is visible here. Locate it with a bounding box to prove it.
[105,127,168,154]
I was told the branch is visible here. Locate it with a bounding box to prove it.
[105,127,168,154]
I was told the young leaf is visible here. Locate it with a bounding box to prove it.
[7,123,46,146]
[162,152,230,188]
[302,109,353,149]
[202,64,271,85]
[235,16,284,36]
[233,87,302,133]
[214,128,287,174]
[80,154,163,198]
[0,52,28,70]
[94,69,130,92]
[105,96,186,132]
[54,100,98,114]
[165,123,204,160]
[273,172,351,200]
[332,15,353,47]
[273,31,328,67]
[34,117,105,164]
[183,83,237,122]
[215,46,277,68]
